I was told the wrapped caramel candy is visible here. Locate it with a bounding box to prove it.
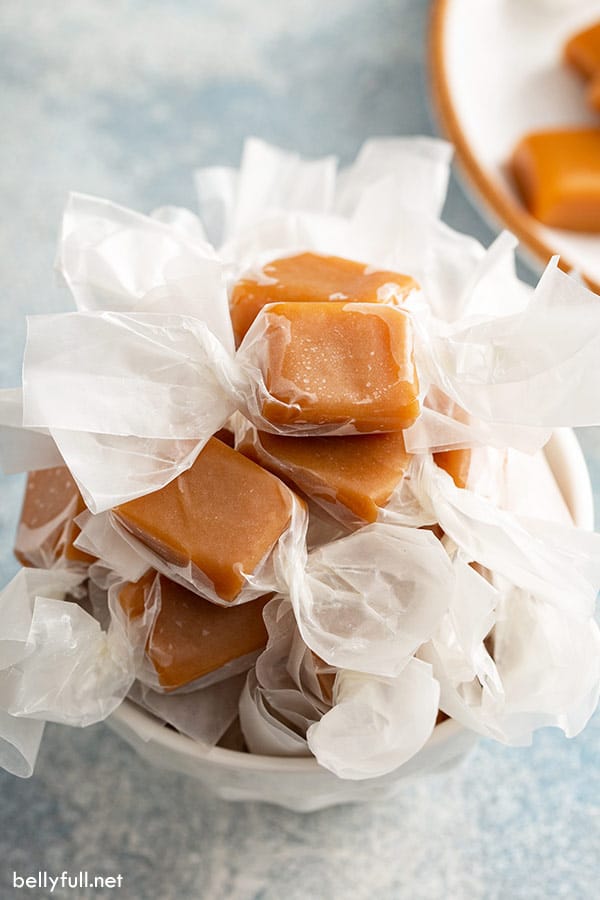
[238,424,411,527]
[15,467,95,570]
[3,136,600,789]
[118,572,270,691]
[239,597,333,757]
[112,436,305,604]
[246,300,420,433]
[230,252,417,345]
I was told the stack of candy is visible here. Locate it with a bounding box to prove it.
[1,137,600,782]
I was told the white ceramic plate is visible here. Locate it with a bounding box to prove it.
[429,0,600,291]
[107,430,594,812]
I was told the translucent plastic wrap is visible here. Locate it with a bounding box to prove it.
[0,710,45,779]
[73,509,150,586]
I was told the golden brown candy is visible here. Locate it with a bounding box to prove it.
[239,429,411,525]
[15,466,94,568]
[258,301,420,432]
[434,448,472,490]
[119,572,270,690]
[113,437,294,602]
[510,129,600,232]
[230,252,417,345]
[564,21,600,79]
[588,74,600,112]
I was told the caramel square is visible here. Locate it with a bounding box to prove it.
[113,437,294,602]
[231,252,417,345]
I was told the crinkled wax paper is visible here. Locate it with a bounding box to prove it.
[1,136,600,781]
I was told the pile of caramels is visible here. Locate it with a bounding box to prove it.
[10,248,576,772]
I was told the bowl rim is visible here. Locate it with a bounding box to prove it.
[427,0,600,295]
[110,428,594,773]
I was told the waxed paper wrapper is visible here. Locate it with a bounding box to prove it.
[419,569,600,746]
[239,597,334,757]
[13,469,96,573]
[127,674,246,747]
[241,596,443,780]
[104,573,264,695]
[1,136,600,781]
[386,454,600,620]
[15,138,600,512]
[0,568,159,776]
[301,550,495,779]
[0,389,62,475]
[109,489,308,607]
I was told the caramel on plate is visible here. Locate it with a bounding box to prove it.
[15,466,94,569]
[230,252,417,345]
[588,74,600,113]
[113,437,294,602]
[239,429,412,525]
[257,301,420,432]
[564,21,600,80]
[119,572,270,690]
[510,129,600,232]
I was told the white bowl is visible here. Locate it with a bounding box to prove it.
[107,429,594,811]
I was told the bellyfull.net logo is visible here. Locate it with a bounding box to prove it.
[13,871,124,892]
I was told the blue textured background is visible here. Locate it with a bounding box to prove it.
[1,2,599,898]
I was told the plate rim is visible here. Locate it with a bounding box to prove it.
[428,0,600,294]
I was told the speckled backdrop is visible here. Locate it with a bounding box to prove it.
[0,2,599,899]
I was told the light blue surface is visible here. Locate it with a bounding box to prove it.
[0,2,598,898]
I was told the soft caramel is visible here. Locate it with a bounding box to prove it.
[240,430,412,524]
[564,21,600,80]
[259,301,420,432]
[588,75,600,112]
[510,130,600,232]
[434,449,472,490]
[119,572,269,690]
[15,466,94,568]
[113,437,294,602]
[231,252,417,345]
